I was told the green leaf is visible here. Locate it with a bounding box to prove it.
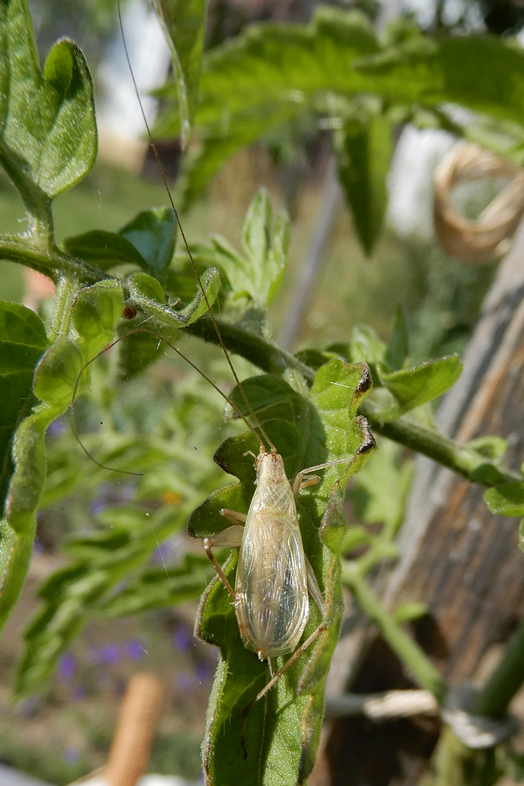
[152,0,206,149]
[0,303,49,512]
[94,555,215,618]
[72,280,125,359]
[155,7,524,209]
[0,0,96,216]
[116,272,166,379]
[484,483,524,517]
[15,502,188,697]
[116,329,164,381]
[365,354,463,422]
[119,207,177,284]
[118,267,222,378]
[155,7,379,204]
[334,110,392,255]
[33,336,84,409]
[209,189,289,309]
[126,271,166,304]
[394,601,429,623]
[385,305,408,372]
[353,33,524,129]
[63,230,148,272]
[350,324,387,366]
[0,281,123,639]
[466,435,508,461]
[174,266,221,325]
[188,359,375,785]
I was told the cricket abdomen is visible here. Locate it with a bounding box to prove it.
[234,451,309,661]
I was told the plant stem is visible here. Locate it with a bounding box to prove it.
[185,314,315,380]
[341,562,447,702]
[362,410,521,485]
[473,615,524,717]
[182,314,521,488]
[51,277,78,336]
[0,237,115,285]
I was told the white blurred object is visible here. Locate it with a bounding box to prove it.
[96,0,171,170]
[387,125,456,241]
[76,775,201,786]
[0,764,52,786]
[434,141,524,263]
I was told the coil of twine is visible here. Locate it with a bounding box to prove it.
[434,141,524,264]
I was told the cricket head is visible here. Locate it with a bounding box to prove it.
[254,447,286,486]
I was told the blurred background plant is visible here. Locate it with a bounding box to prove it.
[2,0,524,783]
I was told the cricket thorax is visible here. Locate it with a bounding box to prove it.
[254,450,288,486]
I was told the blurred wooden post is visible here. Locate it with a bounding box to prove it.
[105,673,164,786]
[312,218,524,786]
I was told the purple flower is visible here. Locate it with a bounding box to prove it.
[16,695,38,716]
[172,627,192,651]
[195,662,212,683]
[126,639,146,661]
[118,483,136,502]
[70,686,85,702]
[47,418,66,438]
[89,499,107,516]
[58,652,75,682]
[63,748,81,765]
[174,672,194,692]
[32,539,44,555]
[151,543,171,565]
[98,644,121,665]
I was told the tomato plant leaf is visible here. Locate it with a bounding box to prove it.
[0,282,123,639]
[0,0,96,225]
[152,0,207,149]
[0,303,49,512]
[334,111,393,256]
[188,359,375,785]
[120,207,177,284]
[484,483,524,518]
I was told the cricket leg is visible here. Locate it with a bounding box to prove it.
[202,522,244,600]
[296,432,376,485]
[292,472,321,497]
[240,622,327,757]
[305,556,325,615]
[220,509,247,524]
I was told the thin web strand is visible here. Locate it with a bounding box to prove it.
[116,1,275,453]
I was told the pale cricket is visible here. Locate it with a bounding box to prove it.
[76,1,375,759]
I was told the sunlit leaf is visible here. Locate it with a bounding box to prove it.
[188,359,375,785]
[335,110,392,255]
[0,0,96,220]
[0,282,123,639]
[364,354,463,421]
[484,483,524,518]
[0,304,49,511]
[120,207,177,284]
[152,0,207,148]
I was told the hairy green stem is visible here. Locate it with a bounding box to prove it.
[51,277,78,337]
[362,411,521,486]
[0,237,116,285]
[473,615,524,717]
[342,563,447,702]
[13,261,513,492]
[185,314,315,379]
[181,312,521,488]
[0,153,54,245]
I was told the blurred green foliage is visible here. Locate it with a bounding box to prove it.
[1,1,524,783]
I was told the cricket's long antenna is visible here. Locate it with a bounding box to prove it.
[72,328,267,474]
[117,2,275,453]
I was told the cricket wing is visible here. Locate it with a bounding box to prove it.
[235,503,309,659]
